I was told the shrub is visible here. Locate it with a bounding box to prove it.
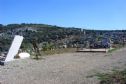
[96,69,126,84]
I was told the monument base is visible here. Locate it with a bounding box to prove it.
[0,61,4,66]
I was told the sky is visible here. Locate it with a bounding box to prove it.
[0,0,126,30]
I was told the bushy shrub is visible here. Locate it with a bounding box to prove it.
[42,43,54,51]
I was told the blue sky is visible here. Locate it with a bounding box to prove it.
[0,0,126,30]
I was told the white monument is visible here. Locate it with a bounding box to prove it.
[5,35,23,62]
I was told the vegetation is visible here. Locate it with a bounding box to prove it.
[108,44,126,53]
[41,48,76,56]
[96,69,126,84]
[0,23,126,56]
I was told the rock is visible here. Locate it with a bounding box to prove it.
[18,52,30,59]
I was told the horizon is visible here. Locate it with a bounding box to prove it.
[1,0,126,30]
[1,23,126,31]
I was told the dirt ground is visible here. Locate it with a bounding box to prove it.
[0,47,126,84]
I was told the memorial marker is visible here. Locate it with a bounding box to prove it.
[0,35,23,65]
[5,35,23,62]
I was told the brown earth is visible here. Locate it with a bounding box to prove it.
[0,47,126,84]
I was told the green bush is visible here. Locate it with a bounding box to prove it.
[42,43,54,51]
[96,69,126,84]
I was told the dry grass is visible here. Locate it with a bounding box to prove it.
[41,48,76,56]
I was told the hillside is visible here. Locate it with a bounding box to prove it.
[0,23,126,53]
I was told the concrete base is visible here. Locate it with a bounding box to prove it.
[77,48,110,53]
[0,61,4,66]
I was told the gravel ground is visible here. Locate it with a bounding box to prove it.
[0,48,126,84]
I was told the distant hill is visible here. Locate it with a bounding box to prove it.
[0,23,126,52]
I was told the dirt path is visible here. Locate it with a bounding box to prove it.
[0,48,126,84]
